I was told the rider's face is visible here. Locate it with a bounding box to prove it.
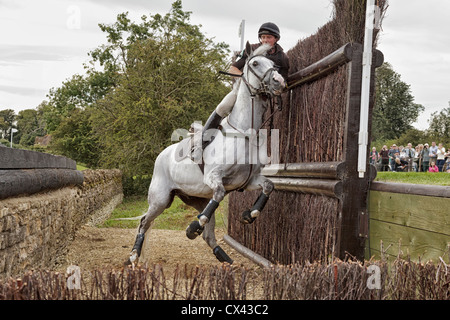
[260,34,277,47]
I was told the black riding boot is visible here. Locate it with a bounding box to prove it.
[201,111,223,150]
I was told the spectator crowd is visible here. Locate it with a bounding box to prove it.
[369,142,450,173]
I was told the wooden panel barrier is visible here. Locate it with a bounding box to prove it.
[367,186,450,262]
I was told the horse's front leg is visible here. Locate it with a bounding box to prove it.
[185,169,233,264]
[242,175,274,224]
[186,169,225,238]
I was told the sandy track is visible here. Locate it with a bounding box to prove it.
[56,225,258,274]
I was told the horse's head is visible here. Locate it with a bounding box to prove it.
[241,42,284,97]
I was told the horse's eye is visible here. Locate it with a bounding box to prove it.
[252,61,259,67]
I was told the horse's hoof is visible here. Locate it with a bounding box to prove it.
[186,220,204,239]
[125,249,138,267]
[241,209,256,224]
[213,246,233,264]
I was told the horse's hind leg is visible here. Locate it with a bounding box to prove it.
[126,189,174,266]
[242,175,274,224]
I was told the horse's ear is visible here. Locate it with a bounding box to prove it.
[245,41,253,56]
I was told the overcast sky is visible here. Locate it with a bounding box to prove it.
[1,0,449,131]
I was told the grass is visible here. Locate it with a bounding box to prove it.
[100,195,228,231]
[374,172,450,186]
[76,164,89,171]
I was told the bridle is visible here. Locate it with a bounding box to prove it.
[219,54,279,97]
[241,55,278,97]
[220,54,282,134]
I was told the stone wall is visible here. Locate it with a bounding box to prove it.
[0,169,123,279]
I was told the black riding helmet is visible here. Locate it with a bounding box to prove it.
[258,22,280,40]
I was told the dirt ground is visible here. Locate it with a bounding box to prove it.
[56,225,258,275]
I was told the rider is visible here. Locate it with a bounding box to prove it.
[200,22,290,150]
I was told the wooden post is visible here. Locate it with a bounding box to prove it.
[336,42,382,261]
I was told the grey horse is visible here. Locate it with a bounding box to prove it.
[127,43,283,266]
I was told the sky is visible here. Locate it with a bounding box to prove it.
[0,0,449,131]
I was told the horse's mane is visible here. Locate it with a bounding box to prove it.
[252,43,272,56]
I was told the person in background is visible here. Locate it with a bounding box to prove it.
[428,161,439,172]
[393,155,408,172]
[444,149,450,172]
[369,147,379,166]
[421,143,430,172]
[417,144,424,172]
[436,143,446,172]
[388,144,399,171]
[429,141,438,168]
[379,145,390,171]
[413,145,420,172]
[403,143,414,172]
[399,145,406,159]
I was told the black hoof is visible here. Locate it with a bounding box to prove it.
[186,220,204,239]
[213,246,233,264]
[241,209,256,224]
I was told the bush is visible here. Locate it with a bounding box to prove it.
[122,175,152,196]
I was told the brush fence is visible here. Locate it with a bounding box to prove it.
[227,0,385,265]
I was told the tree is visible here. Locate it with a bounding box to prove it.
[427,103,450,143]
[45,72,114,132]
[372,62,424,141]
[16,109,46,146]
[51,108,99,167]
[0,109,16,142]
[90,1,231,178]
[43,67,113,163]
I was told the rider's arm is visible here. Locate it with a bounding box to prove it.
[228,65,243,76]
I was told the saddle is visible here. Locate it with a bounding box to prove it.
[174,122,219,174]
